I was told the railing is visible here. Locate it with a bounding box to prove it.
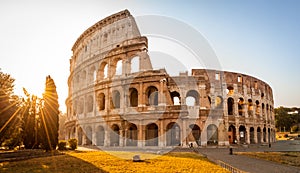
[218,160,248,173]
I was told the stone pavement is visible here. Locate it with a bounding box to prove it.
[199,140,300,173]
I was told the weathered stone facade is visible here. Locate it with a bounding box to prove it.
[65,10,275,148]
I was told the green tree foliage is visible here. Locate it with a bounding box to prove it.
[0,70,22,148]
[275,107,300,132]
[40,75,59,151]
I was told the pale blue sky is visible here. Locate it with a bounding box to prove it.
[1,0,299,112]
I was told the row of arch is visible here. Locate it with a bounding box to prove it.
[73,123,219,147]
[227,97,274,119]
[228,125,275,144]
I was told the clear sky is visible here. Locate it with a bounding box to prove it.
[1,0,299,113]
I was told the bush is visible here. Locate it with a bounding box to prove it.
[58,140,67,150]
[68,138,77,150]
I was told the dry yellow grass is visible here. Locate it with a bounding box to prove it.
[238,152,300,167]
[0,151,229,173]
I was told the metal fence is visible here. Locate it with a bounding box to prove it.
[218,160,248,173]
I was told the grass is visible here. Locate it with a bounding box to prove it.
[237,152,300,167]
[0,150,229,173]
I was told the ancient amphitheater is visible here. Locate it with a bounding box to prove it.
[65,10,275,148]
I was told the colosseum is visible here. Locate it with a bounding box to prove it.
[65,10,275,148]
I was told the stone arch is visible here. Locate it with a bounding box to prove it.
[257,127,261,143]
[129,88,138,107]
[248,99,253,116]
[114,59,123,76]
[130,56,139,73]
[111,90,121,109]
[228,125,237,144]
[227,97,234,115]
[110,124,120,146]
[227,86,234,95]
[126,123,137,146]
[86,95,93,113]
[146,86,158,106]
[98,93,105,111]
[78,127,83,145]
[170,91,180,105]
[255,100,260,115]
[166,122,181,146]
[238,98,244,116]
[145,123,158,146]
[89,66,96,82]
[99,62,108,79]
[96,125,105,146]
[189,124,201,146]
[250,127,255,144]
[239,125,246,144]
[207,124,218,145]
[78,98,84,114]
[215,96,223,108]
[85,126,92,145]
[186,90,199,106]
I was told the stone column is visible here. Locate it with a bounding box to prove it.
[159,121,165,147]
[137,123,144,147]
[254,127,258,144]
[120,130,124,147]
[104,128,109,147]
[246,127,250,144]
[138,82,144,107]
[182,119,187,147]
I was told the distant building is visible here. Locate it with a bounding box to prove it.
[65,10,275,147]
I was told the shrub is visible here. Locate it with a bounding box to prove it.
[58,140,67,150]
[68,138,77,150]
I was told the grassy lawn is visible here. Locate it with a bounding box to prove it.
[238,152,300,167]
[0,151,229,173]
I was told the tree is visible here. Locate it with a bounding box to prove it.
[0,70,21,148]
[275,107,300,132]
[40,75,59,151]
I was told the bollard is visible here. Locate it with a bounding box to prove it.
[229,147,233,155]
[269,143,271,148]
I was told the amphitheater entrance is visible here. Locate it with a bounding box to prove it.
[126,124,137,146]
[78,127,83,145]
[263,127,267,142]
[110,124,120,146]
[250,127,255,144]
[189,124,201,146]
[145,123,158,146]
[96,125,105,146]
[239,126,246,144]
[207,124,218,145]
[166,122,181,146]
[228,125,237,144]
[86,126,92,145]
[257,127,261,143]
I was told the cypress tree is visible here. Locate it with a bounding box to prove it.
[40,75,59,151]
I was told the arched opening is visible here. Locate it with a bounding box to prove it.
[98,93,105,111]
[110,124,120,146]
[78,98,84,114]
[186,90,199,106]
[111,90,120,109]
[189,124,201,146]
[96,126,105,146]
[145,123,158,146]
[238,98,244,116]
[115,59,122,75]
[250,127,255,144]
[228,125,237,144]
[86,95,93,113]
[166,123,181,146]
[170,91,180,105]
[263,127,267,142]
[255,100,260,116]
[227,86,234,95]
[126,124,137,146]
[227,98,234,115]
[129,88,138,107]
[146,86,158,106]
[248,99,253,116]
[207,124,218,145]
[215,96,223,108]
[130,56,139,73]
[78,127,83,145]
[257,127,261,143]
[86,126,92,145]
[99,62,108,79]
[239,125,246,144]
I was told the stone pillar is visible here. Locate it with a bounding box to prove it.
[138,82,144,107]
[120,130,124,147]
[159,121,165,147]
[104,128,109,147]
[92,126,96,145]
[159,79,166,106]
[137,123,144,147]
[246,126,250,144]
[182,119,187,147]
[254,127,258,144]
